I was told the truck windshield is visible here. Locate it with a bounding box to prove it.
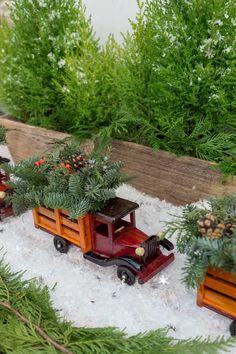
[113,218,130,238]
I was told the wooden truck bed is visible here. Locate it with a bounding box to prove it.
[197,268,236,320]
[32,207,92,253]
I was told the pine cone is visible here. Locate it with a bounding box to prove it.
[225,222,236,237]
[64,154,87,171]
[197,214,223,240]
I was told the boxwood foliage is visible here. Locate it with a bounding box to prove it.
[0,0,99,131]
[106,0,236,165]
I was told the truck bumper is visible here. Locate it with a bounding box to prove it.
[138,253,174,284]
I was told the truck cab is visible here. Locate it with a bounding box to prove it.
[84,197,174,285]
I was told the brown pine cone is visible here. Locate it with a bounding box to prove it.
[225,222,236,237]
[197,213,224,240]
[64,154,87,171]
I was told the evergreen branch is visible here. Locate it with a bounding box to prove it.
[170,335,236,354]
[0,301,74,354]
[0,256,235,353]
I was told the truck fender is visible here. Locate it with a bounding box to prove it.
[83,252,143,273]
[159,238,174,251]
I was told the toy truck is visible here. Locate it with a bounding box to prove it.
[0,157,13,220]
[33,197,174,285]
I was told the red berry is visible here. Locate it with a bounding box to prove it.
[39,158,46,165]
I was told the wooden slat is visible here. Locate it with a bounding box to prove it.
[203,288,236,318]
[61,225,81,242]
[37,207,55,221]
[204,275,236,300]
[60,215,80,232]
[38,215,56,231]
[1,116,236,205]
[207,268,236,285]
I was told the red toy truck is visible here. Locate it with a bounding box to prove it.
[33,197,174,285]
[0,157,13,220]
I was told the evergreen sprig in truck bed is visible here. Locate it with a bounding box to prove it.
[33,197,174,285]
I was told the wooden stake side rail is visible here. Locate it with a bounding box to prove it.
[1,116,236,205]
[197,268,236,320]
[32,207,92,253]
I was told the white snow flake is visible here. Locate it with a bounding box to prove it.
[158,275,169,285]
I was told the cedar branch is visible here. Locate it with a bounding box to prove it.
[0,301,74,354]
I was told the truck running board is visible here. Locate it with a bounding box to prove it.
[83,252,143,272]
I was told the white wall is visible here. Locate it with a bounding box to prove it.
[84,0,138,43]
[0,0,139,44]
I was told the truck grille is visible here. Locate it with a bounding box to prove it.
[142,236,160,264]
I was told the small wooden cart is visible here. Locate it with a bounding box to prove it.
[197,267,236,335]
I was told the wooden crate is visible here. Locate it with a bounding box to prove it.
[32,207,92,253]
[197,268,236,320]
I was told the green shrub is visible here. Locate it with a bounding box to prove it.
[1,0,236,173]
[0,0,99,131]
[57,35,123,139]
[105,0,236,166]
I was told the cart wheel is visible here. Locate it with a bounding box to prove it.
[117,266,136,286]
[230,320,236,336]
[54,236,69,254]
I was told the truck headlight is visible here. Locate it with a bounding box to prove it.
[135,247,145,256]
[0,191,6,199]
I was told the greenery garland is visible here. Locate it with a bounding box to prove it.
[166,194,236,288]
[0,256,235,353]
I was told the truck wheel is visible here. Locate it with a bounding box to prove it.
[230,320,236,336]
[117,266,136,286]
[54,236,69,254]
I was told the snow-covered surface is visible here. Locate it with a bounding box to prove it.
[0,145,234,350]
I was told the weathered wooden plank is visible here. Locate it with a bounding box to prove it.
[0,116,235,205]
[0,115,69,162]
[111,140,236,204]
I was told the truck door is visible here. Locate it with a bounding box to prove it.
[92,217,113,257]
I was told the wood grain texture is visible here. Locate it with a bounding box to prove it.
[0,115,69,162]
[0,116,235,205]
[110,140,236,205]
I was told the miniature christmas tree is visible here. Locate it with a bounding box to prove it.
[3,139,129,218]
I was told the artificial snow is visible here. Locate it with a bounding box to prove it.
[0,145,235,351]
